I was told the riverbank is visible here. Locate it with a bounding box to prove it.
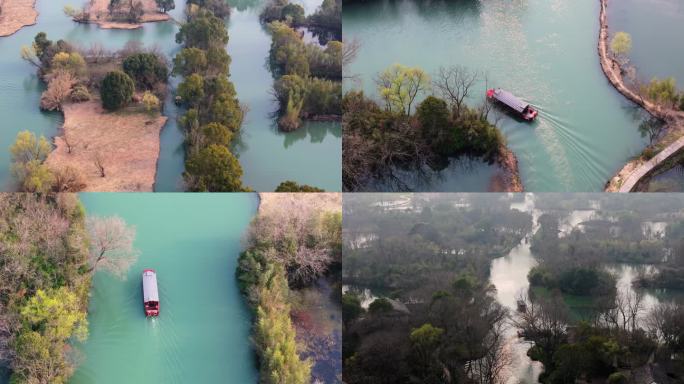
[46,100,167,191]
[0,0,37,36]
[76,0,170,30]
[494,145,523,192]
[599,0,684,192]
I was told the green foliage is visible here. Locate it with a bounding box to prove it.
[176,11,229,50]
[100,70,135,111]
[177,73,205,107]
[122,52,168,90]
[237,246,318,384]
[275,180,325,192]
[184,144,245,192]
[377,63,430,116]
[10,131,54,193]
[368,297,393,314]
[610,32,632,58]
[644,77,678,107]
[141,91,160,114]
[200,122,233,147]
[607,372,630,384]
[51,51,87,78]
[342,292,364,325]
[1,195,90,384]
[274,74,341,116]
[173,47,208,76]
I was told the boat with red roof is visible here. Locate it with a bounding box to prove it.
[487,88,538,121]
[142,269,159,317]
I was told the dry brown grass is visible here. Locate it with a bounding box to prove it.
[45,100,167,192]
[258,193,342,216]
[0,0,37,37]
[85,0,169,29]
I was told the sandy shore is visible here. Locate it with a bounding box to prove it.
[80,0,170,30]
[0,0,38,37]
[46,101,167,192]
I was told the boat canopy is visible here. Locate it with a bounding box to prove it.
[491,88,529,113]
[142,270,159,303]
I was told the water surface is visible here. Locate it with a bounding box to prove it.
[70,193,258,383]
[343,0,649,191]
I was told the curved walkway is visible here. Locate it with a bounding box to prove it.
[599,0,684,192]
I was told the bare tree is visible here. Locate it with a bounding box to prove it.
[433,66,479,117]
[86,215,140,279]
[646,302,684,353]
[93,152,105,177]
[601,289,645,332]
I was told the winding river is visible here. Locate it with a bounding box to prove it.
[0,0,341,192]
[70,193,258,383]
[343,0,650,191]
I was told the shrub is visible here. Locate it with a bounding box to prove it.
[141,91,160,114]
[40,71,76,111]
[100,70,135,111]
[184,144,245,192]
[275,181,324,192]
[122,52,168,90]
[70,84,91,102]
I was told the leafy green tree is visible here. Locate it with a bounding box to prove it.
[184,144,245,192]
[610,31,632,62]
[281,3,305,24]
[176,11,229,50]
[10,130,51,164]
[142,91,160,114]
[417,96,451,152]
[275,180,325,192]
[11,288,88,384]
[376,64,430,115]
[100,70,135,111]
[122,52,168,90]
[644,77,679,108]
[201,122,233,147]
[173,47,208,76]
[177,73,205,107]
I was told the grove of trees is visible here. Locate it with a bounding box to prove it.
[174,7,247,192]
[237,195,342,384]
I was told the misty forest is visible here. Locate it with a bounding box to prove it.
[342,193,684,384]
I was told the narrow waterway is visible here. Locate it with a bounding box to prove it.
[70,193,258,383]
[490,196,543,384]
[227,0,342,191]
[343,0,649,191]
[0,0,340,192]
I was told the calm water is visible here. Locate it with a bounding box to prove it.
[610,0,684,191]
[343,0,649,191]
[70,193,258,383]
[228,0,342,192]
[0,0,341,192]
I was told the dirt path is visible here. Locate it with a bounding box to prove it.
[0,0,37,37]
[599,0,684,192]
[46,101,167,192]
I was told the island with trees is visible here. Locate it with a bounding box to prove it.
[238,192,342,383]
[65,0,175,30]
[260,0,342,132]
[15,33,170,192]
[343,193,684,384]
[0,0,37,36]
[173,1,247,192]
[0,193,139,383]
[343,65,522,192]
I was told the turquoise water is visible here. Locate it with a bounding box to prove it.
[343,0,650,191]
[611,0,684,84]
[228,0,342,192]
[0,0,341,192]
[70,193,258,383]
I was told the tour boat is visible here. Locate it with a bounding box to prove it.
[487,88,538,121]
[142,269,159,317]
